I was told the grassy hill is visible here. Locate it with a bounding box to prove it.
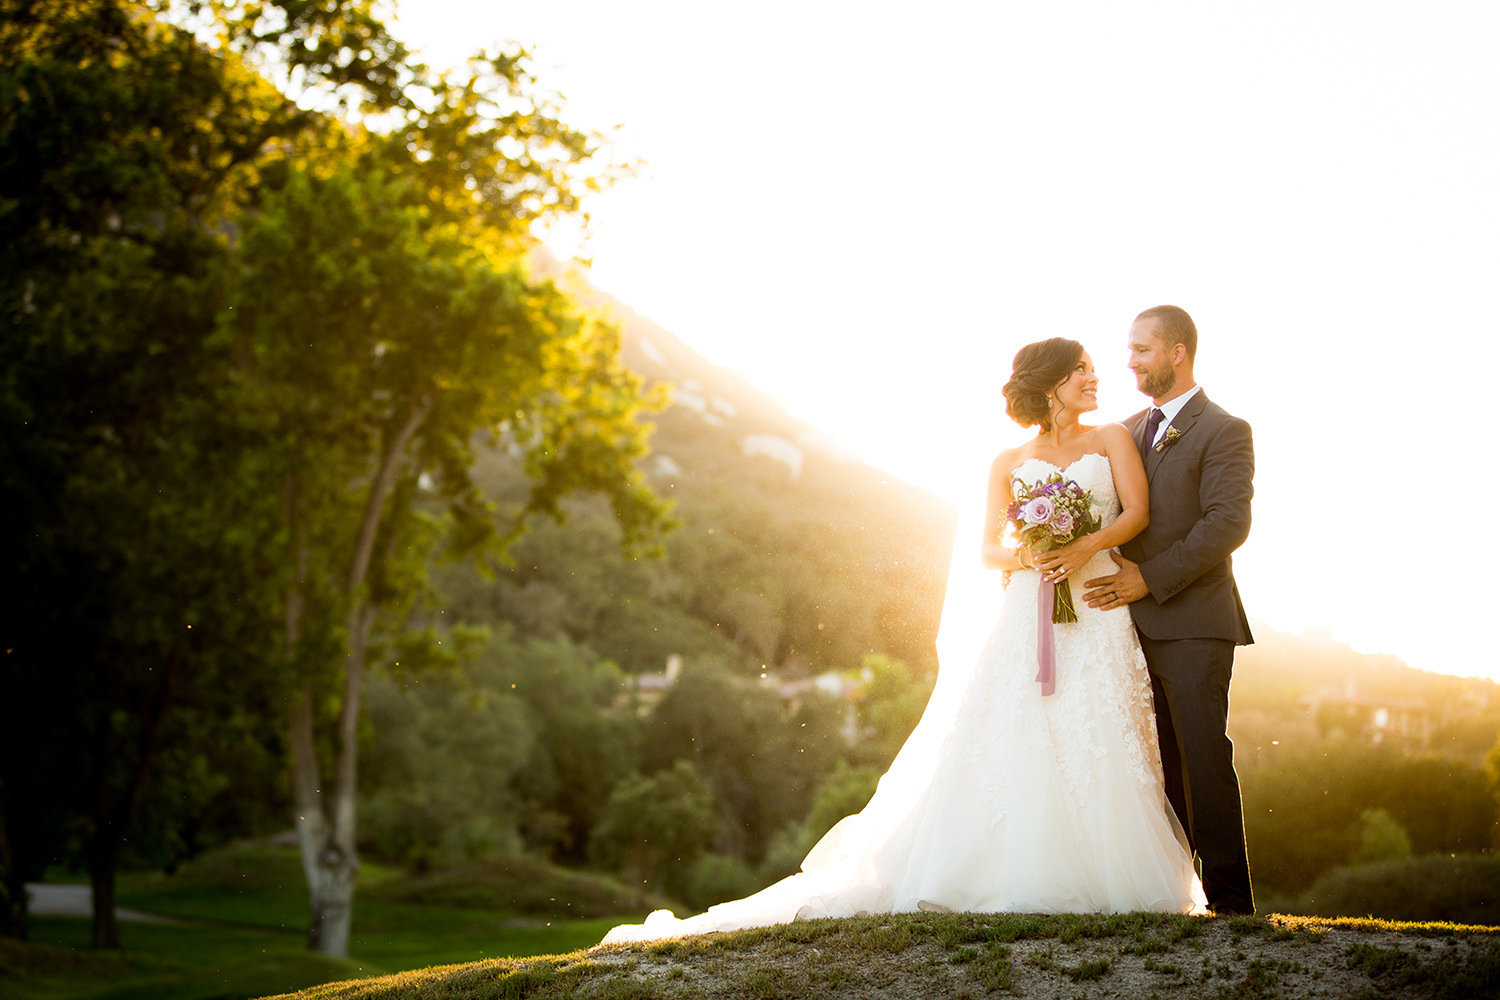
[261,911,1500,1000]
[12,843,1500,999]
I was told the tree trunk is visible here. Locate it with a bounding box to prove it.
[288,401,429,957]
[284,482,353,955]
[86,643,179,950]
[304,836,358,956]
[302,598,376,956]
[0,778,26,940]
[289,680,350,954]
[283,476,349,953]
[88,835,120,949]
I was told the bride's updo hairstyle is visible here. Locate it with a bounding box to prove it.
[1003,337,1084,431]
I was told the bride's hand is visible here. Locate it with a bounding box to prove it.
[1032,537,1099,584]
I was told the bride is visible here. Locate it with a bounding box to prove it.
[602,337,1204,943]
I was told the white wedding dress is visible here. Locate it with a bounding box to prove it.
[602,453,1203,944]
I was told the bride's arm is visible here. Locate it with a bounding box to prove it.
[1097,422,1149,547]
[980,449,1032,570]
[1031,425,1149,581]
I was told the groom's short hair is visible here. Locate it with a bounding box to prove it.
[1135,305,1197,362]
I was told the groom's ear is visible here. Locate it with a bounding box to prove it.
[1170,342,1188,366]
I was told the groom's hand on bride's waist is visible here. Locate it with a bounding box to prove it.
[1082,551,1148,610]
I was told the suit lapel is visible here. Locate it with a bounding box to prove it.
[1145,390,1210,484]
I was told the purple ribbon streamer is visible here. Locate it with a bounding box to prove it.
[1036,580,1057,696]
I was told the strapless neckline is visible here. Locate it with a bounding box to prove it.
[1013,453,1110,479]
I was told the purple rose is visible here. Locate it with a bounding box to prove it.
[1053,509,1074,534]
[1022,496,1054,524]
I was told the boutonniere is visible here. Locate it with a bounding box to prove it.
[1153,427,1182,453]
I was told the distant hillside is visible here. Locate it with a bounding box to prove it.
[463,252,956,680]
[534,250,859,457]
[1231,624,1500,763]
[516,250,1500,728]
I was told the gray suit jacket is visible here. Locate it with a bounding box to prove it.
[1122,390,1255,645]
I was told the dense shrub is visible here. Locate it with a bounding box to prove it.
[757,761,882,882]
[589,762,719,892]
[1243,739,1494,892]
[1351,808,1413,866]
[638,660,844,860]
[682,853,763,910]
[1298,853,1500,925]
[803,761,882,839]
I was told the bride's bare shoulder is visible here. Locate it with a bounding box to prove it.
[1092,423,1145,477]
[1092,422,1135,449]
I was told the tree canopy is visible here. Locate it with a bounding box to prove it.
[0,0,668,953]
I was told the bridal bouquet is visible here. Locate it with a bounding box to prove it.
[1008,473,1103,624]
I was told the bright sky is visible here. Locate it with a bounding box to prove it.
[395,1,1500,682]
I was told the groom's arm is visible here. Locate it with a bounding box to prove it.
[1138,416,1254,603]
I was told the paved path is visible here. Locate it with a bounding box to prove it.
[26,883,179,924]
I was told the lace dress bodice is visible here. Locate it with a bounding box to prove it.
[1011,452,1120,530]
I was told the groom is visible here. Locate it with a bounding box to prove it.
[1082,305,1255,916]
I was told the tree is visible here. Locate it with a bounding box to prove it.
[0,780,19,938]
[1484,729,1500,847]
[205,15,670,950]
[0,0,297,946]
[1350,808,1412,866]
[1241,738,1494,893]
[358,634,533,869]
[641,661,842,861]
[219,157,666,955]
[851,654,933,769]
[481,632,640,862]
[357,626,639,868]
[590,762,719,892]
[1,0,670,956]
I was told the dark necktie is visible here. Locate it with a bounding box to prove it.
[1146,407,1165,447]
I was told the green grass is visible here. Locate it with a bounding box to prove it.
[950,940,1013,991]
[1345,939,1500,1000]
[363,855,669,920]
[3,843,663,1000]
[348,909,619,971]
[107,844,626,969]
[112,845,326,930]
[1,922,369,1000]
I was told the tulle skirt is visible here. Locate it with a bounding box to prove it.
[602,551,1204,944]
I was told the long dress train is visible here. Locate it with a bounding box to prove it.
[602,453,1203,943]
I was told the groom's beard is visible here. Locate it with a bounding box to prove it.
[1136,363,1175,398]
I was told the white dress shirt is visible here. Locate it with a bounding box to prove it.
[1150,384,1202,447]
